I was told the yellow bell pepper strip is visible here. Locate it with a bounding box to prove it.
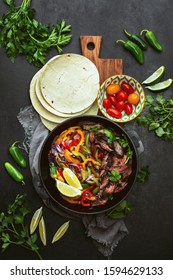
[56,126,80,145]
[64,149,81,165]
[50,165,64,182]
[61,195,81,204]
[82,158,101,170]
[56,168,64,182]
[74,129,85,152]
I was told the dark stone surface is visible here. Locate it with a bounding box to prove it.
[0,0,173,260]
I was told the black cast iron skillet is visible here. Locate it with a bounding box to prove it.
[39,115,138,215]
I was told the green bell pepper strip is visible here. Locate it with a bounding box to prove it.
[9,141,27,168]
[4,162,25,185]
[140,29,163,52]
[71,151,86,161]
[116,39,144,64]
[124,29,148,50]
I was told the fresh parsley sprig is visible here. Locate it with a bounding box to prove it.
[137,94,173,143]
[0,0,72,67]
[0,194,42,259]
[104,129,133,160]
[108,170,121,182]
[107,200,133,219]
[136,165,150,183]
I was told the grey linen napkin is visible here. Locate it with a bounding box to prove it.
[17,105,128,258]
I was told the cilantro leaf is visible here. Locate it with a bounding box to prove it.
[136,165,150,183]
[108,170,121,182]
[107,200,133,219]
[137,94,173,143]
[0,194,42,259]
[0,0,72,67]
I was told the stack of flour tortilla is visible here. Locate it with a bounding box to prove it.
[29,53,100,130]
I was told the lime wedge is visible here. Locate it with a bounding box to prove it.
[30,206,42,234]
[39,216,46,246]
[145,78,173,92]
[51,221,70,244]
[55,179,82,197]
[63,168,82,190]
[142,66,165,85]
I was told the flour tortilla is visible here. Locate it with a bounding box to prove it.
[40,102,99,131]
[40,53,100,114]
[29,72,70,123]
[36,68,91,117]
[40,116,58,131]
[29,71,99,125]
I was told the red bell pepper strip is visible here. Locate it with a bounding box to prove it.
[81,190,92,207]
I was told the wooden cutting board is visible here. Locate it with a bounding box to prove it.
[80,36,123,84]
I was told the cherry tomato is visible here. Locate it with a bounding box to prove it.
[116,90,128,101]
[124,103,133,115]
[107,95,117,106]
[128,93,140,105]
[121,82,134,94]
[103,98,111,109]
[116,101,125,112]
[106,84,121,95]
[107,108,122,119]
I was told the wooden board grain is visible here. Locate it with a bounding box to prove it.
[80,36,123,84]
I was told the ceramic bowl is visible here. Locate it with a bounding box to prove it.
[97,74,145,123]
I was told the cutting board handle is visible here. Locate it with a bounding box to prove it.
[80,36,102,66]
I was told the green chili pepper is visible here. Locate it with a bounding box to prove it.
[140,29,163,52]
[9,141,27,168]
[116,39,144,64]
[4,162,25,185]
[124,29,148,50]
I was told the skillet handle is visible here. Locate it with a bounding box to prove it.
[127,130,144,155]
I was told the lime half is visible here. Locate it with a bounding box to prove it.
[145,78,173,92]
[63,168,82,190]
[142,66,165,85]
[55,179,82,197]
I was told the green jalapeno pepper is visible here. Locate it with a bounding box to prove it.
[9,141,27,168]
[124,29,148,50]
[116,39,144,64]
[140,29,163,52]
[4,162,25,185]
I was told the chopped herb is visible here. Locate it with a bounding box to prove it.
[49,163,57,176]
[137,94,173,143]
[104,129,133,160]
[137,165,150,183]
[108,170,121,182]
[104,128,116,143]
[107,200,133,219]
[105,193,114,201]
[88,127,100,132]
[0,0,72,67]
[0,194,42,259]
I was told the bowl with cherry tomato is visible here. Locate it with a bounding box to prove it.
[97,75,145,123]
